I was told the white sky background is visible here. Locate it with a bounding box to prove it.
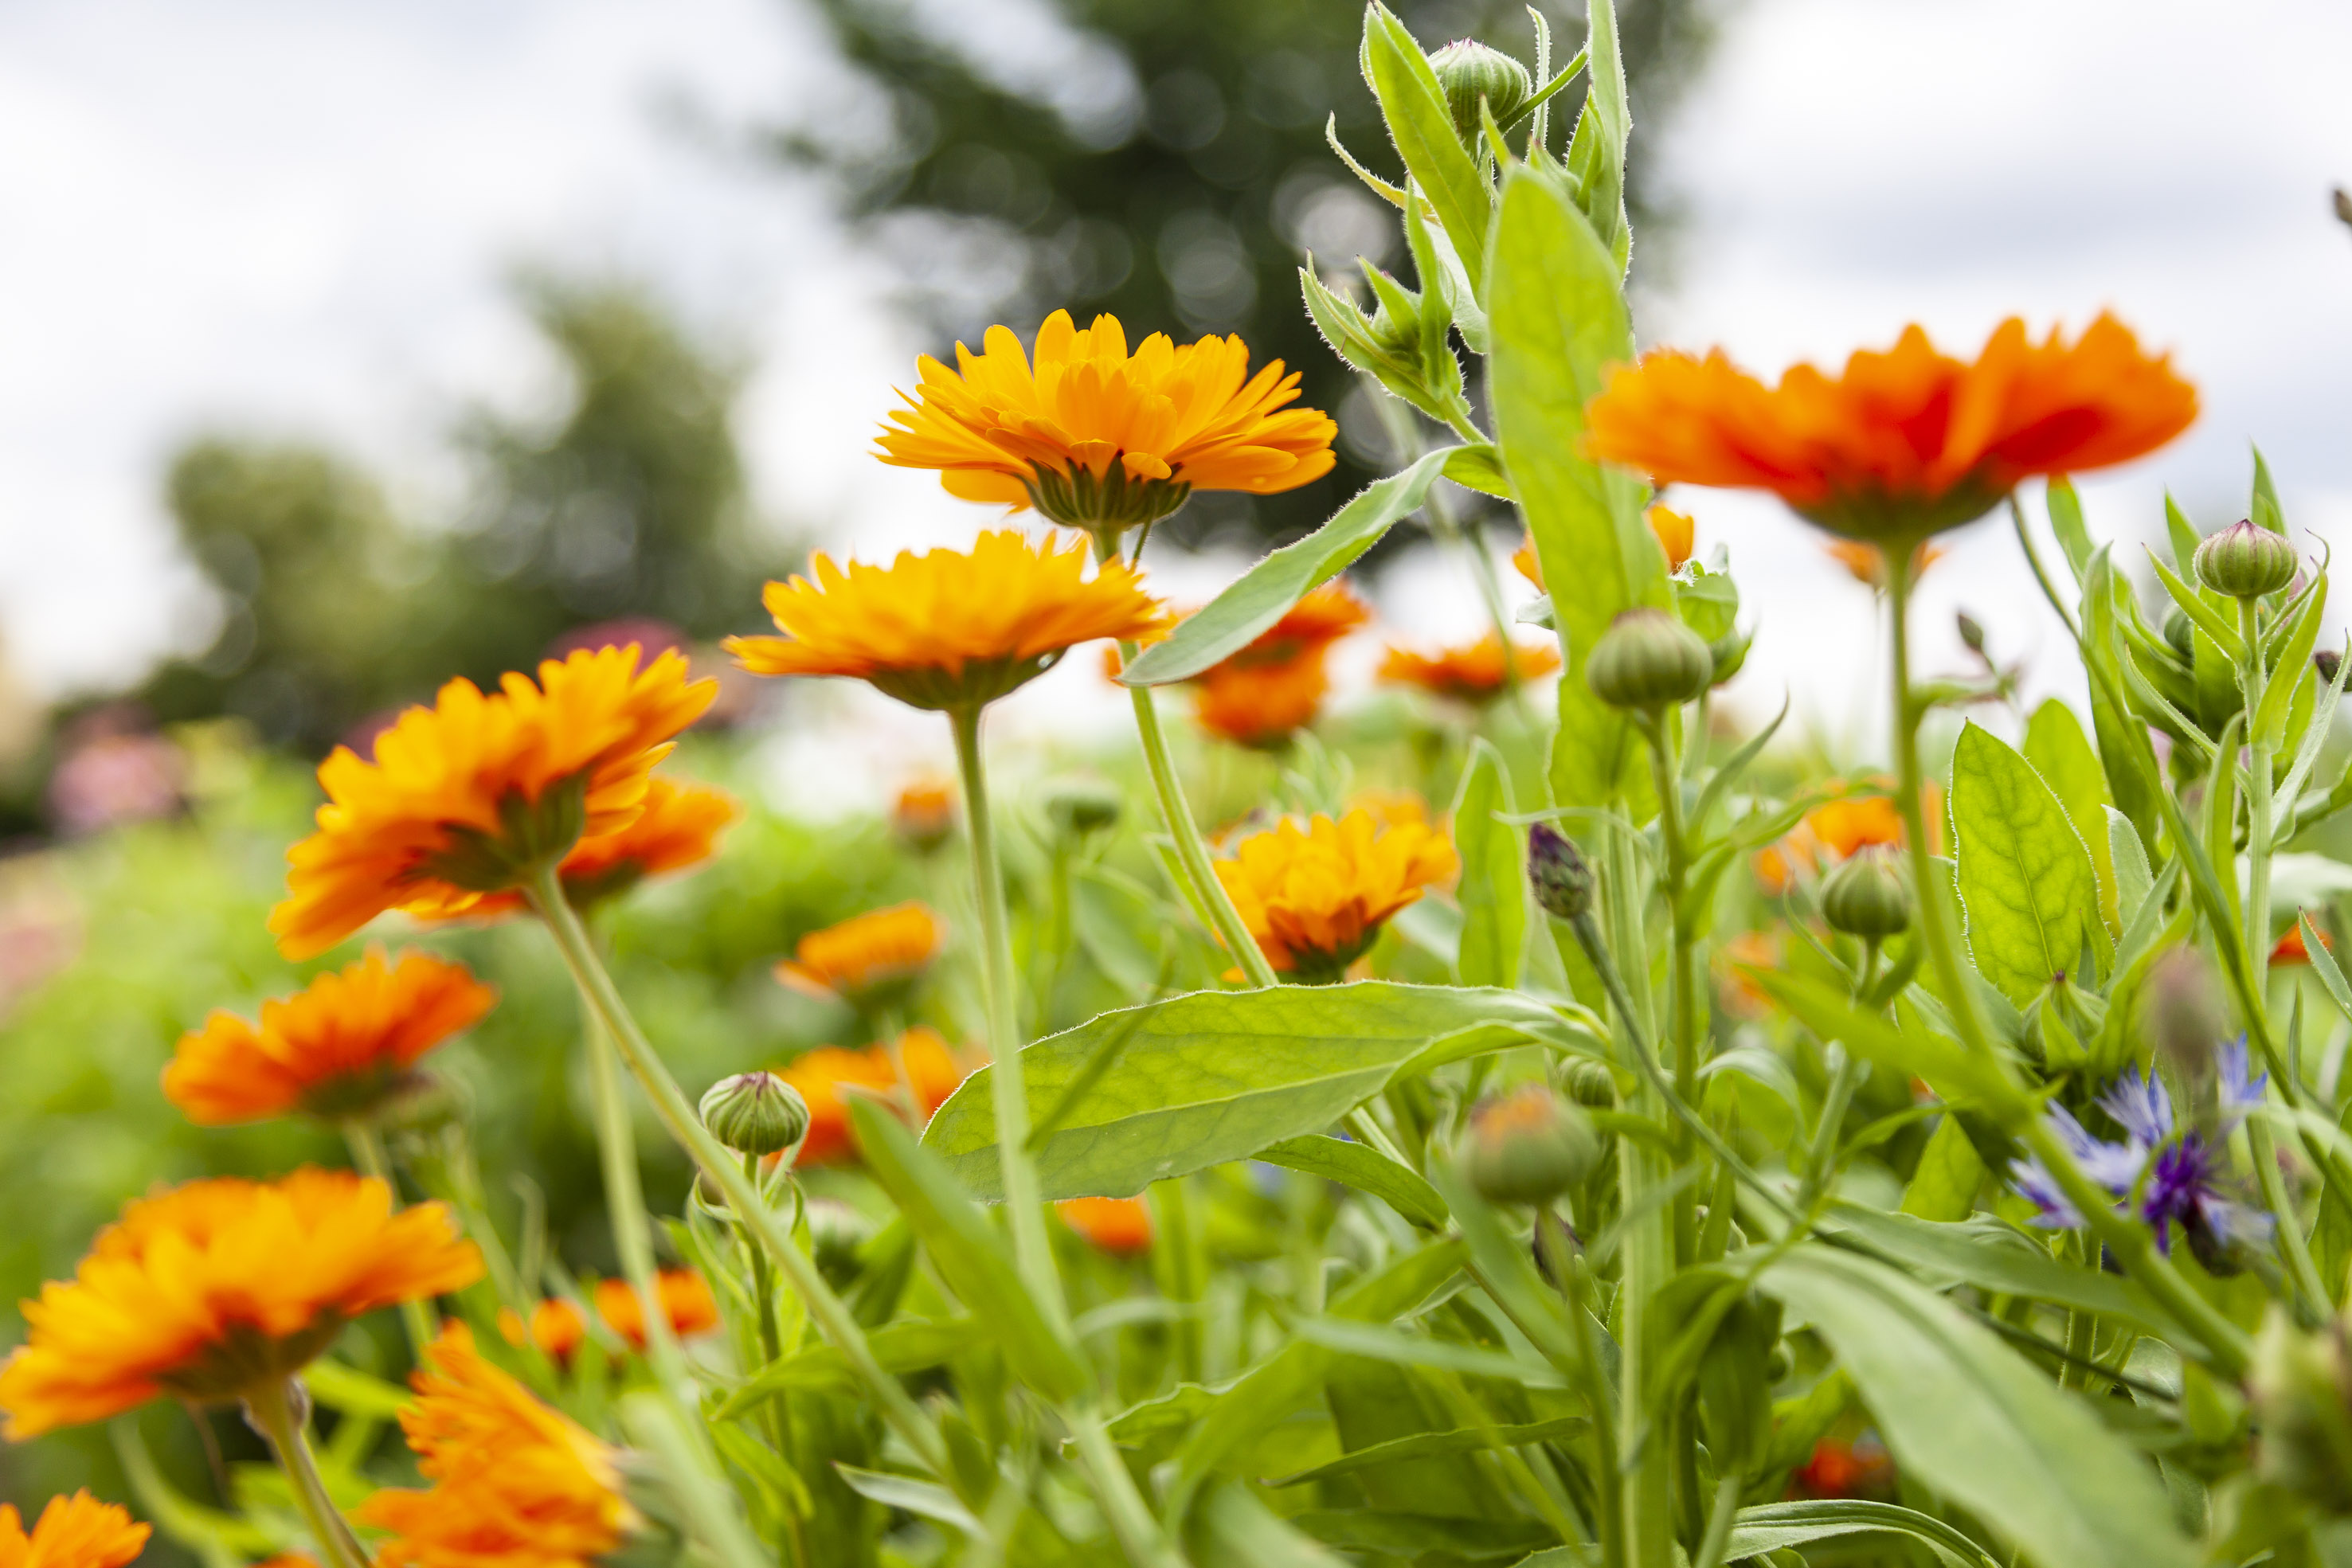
[1,0,2349,796]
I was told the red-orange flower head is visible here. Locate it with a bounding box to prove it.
[774,1028,976,1166]
[0,1494,150,1568]
[359,1324,635,1568]
[1586,315,2197,542]
[727,530,1172,711]
[268,646,716,960]
[1057,1197,1153,1256]
[1380,634,1561,706]
[0,1170,482,1436]
[162,947,495,1126]
[775,902,941,1008]
[875,310,1337,542]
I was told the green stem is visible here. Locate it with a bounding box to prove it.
[1127,680,1279,987]
[582,1009,695,1398]
[740,1153,807,1568]
[1152,1178,1205,1384]
[949,703,1072,1335]
[341,1120,435,1359]
[1065,1404,1188,1568]
[525,866,961,1489]
[1637,710,1702,1264]
[1540,1214,1622,1566]
[243,1380,366,1568]
[1689,1472,1743,1568]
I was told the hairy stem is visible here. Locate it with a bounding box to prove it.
[244,1380,366,1568]
[581,1009,695,1398]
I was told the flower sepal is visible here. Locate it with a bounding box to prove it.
[429,775,593,895]
[1021,459,1191,550]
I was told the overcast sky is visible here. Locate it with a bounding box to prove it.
[2,0,2347,788]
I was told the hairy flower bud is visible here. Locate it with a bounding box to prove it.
[1584,609,1713,711]
[699,1071,810,1159]
[1560,1056,1619,1108]
[1819,847,1912,940]
[2194,518,2298,600]
[1043,778,1122,839]
[1707,626,1752,686]
[1426,40,1533,144]
[1955,611,1986,655]
[1462,1086,1599,1206]
[1527,823,1595,921]
[2249,1305,2352,1512]
[2162,606,2196,659]
[2319,648,2343,687]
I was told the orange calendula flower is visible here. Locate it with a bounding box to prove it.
[875,310,1337,538]
[2273,921,2331,965]
[162,947,495,1126]
[776,901,941,1005]
[1825,539,1946,590]
[1755,786,1935,894]
[0,1493,150,1568]
[360,1324,634,1568]
[1058,1196,1153,1256]
[511,1270,721,1361]
[1215,809,1458,980]
[269,646,717,961]
[890,775,958,851]
[1192,656,1333,748]
[777,1028,975,1166]
[1585,315,2197,540]
[0,1170,481,1437]
[1380,635,1562,705]
[727,531,1172,710]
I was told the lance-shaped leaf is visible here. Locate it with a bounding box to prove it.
[1450,739,1524,989]
[1949,721,2106,1006]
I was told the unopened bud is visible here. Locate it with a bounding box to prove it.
[2318,648,2342,687]
[1462,1086,1599,1206]
[1584,608,1713,711]
[1560,1056,1618,1108]
[2194,518,2298,600]
[1527,823,1595,921]
[1707,626,1752,686]
[2162,606,2196,659]
[1955,611,1986,655]
[699,1071,809,1159]
[1043,778,1122,839]
[2249,1305,2352,1512]
[2144,944,2228,1072]
[1820,847,1912,940]
[804,1196,875,1282]
[1426,40,1533,144]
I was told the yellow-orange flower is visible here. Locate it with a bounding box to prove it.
[777,1028,975,1165]
[1192,656,1332,747]
[510,1270,721,1361]
[432,777,738,923]
[875,310,1337,534]
[269,646,717,960]
[360,1324,633,1568]
[890,775,958,850]
[1214,810,1458,979]
[0,1493,150,1568]
[2274,921,2331,965]
[1515,505,1694,588]
[1753,786,1937,894]
[775,902,941,1004]
[1380,635,1561,705]
[1825,539,1946,590]
[1346,788,1430,829]
[1057,1197,1153,1256]
[1213,581,1370,669]
[1585,315,2197,540]
[0,1170,481,1437]
[162,947,495,1126]
[727,531,1172,710]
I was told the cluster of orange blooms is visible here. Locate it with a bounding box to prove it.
[1751,787,1939,897]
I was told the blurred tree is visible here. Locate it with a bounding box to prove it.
[771,0,1716,553]
[140,279,780,755]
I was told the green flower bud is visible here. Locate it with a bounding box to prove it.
[1462,1086,1599,1206]
[1527,823,1595,921]
[1584,608,1713,711]
[804,1196,875,1284]
[2162,605,2195,659]
[1819,847,1912,940]
[1043,778,1122,839]
[699,1071,809,1159]
[1560,1056,1619,1108]
[1426,40,1534,144]
[2249,1304,2352,1513]
[1707,625,1752,686]
[2319,648,2343,687]
[2194,518,2298,600]
[1955,611,1986,655]
[2143,944,2228,1075]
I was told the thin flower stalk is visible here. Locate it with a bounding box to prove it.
[241,1381,366,1568]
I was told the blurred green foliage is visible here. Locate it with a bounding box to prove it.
[137,280,782,755]
[776,0,1716,553]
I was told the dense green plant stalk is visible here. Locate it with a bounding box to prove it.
[244,1380,366,1568]
[581,1011,697,1398]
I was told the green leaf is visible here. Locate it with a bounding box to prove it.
[1258,1134,1448,1228]
[847,1097,1090,1402]
[1740,966,2021,1117]
[2107,807,2154,928]
[1822,1202,2185,1339]
[922,981,1563,1200]
[2256,569,2327,746]
[1560,0,1631,272]
[2150,552,2245,663]
[1120,448,1454,686]
[1949,721,2105,1005]
[1451,739,1524,989]
[1287,1316,1569,1387]
[2081,548,2166,843]
[303,1357,412,1419]
[1485,166,1661,812]
[2046,478,2095,585]
[1898,1116,1985,1222]
[1725,1500,1999,1567]
[2022,698,2117,932]
[1442,442,1512,499]
[2252,445,2286,534]
[833,1466,982,1538]
[1759,1245,2196,1568]
[714,1318,982,1419]
[1427,1159,1583,1373]
[1361,4,1491,299]
[1261,1417,1587,1488]
[1288,1510,1554,1559]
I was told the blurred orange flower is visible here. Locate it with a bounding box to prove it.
[727,532,1171,711]
[1215,809,1458,980]
[1755,785,1939,894]
[268,646,715,960]
[0,1492,149,1568]
[1586,315,2196,540]
[1514,505,1696,588]
[360,1324,633,1568]
[777,1028,976,1165]
[890,775,957,851]
[1825,540,1946,590]
[2273,921,2331,965]
[0,1171,480,1437]
[1192,657,1332,747]
[775,902,941,1005]
[1380,635,1561,705]
[162,947,494,1126]
[1057,1196,1153,1256]
[875,310,1336,530]
[511,1270,721,1360]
